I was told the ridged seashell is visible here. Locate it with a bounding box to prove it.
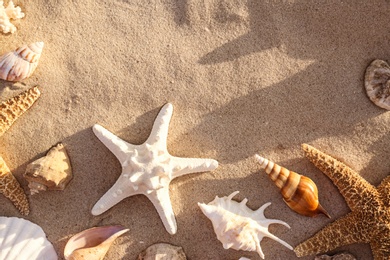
[24,143,72,195]
[198,191,292,259]
[364,59,390,110]
[0,1,25,34]
[138,243,187,260]
[0,42,44,82]
[0,86,41,137]
[0,216,57,260]
[64,225,129,260]
[255,154,330,218]
[0,155,29,215]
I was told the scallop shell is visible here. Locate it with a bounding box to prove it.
[0,216,57,260]
[255,154,330,218]
[0,86,41,137]
[64,225,129,260]
[138,243,187,260]
[24,143,72,195]
[364,59,390,110]
[0,42,44,82]
[198,191,292,259]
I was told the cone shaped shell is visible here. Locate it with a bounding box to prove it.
[0,216,57,260]
[255,154,330,218]
[0,42,44,82]
[0,86,41,137]
[64,225,129,260]
[24,143,72,195]
[0,155,29,215]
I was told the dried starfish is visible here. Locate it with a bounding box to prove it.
[91,103,218,235]
[0,86,41,215]
[294,144,390,260]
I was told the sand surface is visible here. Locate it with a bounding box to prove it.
[1,1,390,259]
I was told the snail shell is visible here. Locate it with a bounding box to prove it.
[255,154,330,218]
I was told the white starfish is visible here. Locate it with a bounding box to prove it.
[91,103,219,235]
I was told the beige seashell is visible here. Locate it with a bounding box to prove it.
[64,225,129,260]
[255,154,330,218]
[0,42,44,82]
[24,143,72,195]
[0,155,29,215]
[0,86,41,137]
[364,59,390,110]
[138,243,187,260]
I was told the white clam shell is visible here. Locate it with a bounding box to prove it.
[0,216,57,260]
[0,42,44,82]
[198,191,292,259]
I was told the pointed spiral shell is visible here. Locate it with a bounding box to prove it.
[0,42,44,82]
[255,154,330,218]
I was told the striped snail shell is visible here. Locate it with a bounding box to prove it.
[255,154,330,218]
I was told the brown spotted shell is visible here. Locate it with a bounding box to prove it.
[255,154,330,218]
[364,59,390,110]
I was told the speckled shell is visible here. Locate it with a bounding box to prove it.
[364,59,390,110]
[198,191,292,259]
[0,216,57,260]
[0,42,44,81]
[138,243,187,260]
[64,225,129,260]
[255,154,330,218]
[0,86,41,137]
[24,143,72,195]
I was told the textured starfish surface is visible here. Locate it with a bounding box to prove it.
[0,86,41,215]
[91,103,218,234]
[294,144,390,260]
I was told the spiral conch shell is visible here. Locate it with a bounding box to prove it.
[0,42,44,82]
[255,154,330,218]
[24,143,72,195]
[198,191,292,259]
[64,225,129,260]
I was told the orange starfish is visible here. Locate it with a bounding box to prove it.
[294,144,390,260]
[0,86,41,215]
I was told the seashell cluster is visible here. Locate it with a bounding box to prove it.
[0,216,57,260]
[0,86,41,137]
[255,154,330,218]
[64,225,129,260]
[198,191,292,259]
[0,42,44,82]
[24,143,72,195]
[138,243,187,260]
[364,59,390,110]
[0,0,24,34]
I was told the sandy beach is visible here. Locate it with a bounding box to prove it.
[1,1,390,259]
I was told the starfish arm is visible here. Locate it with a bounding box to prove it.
[370,227,390,260]
[145,103,173,148]
[93,124,137,165]
[170,156,218,179]
[91,173,138,215]
[0,86,40,137]
[294,212,371,257]
[377,175,390,207]
[147,186,177,235]
[302,144,379,211]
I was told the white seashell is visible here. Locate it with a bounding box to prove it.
[24,143,72,195]
[0,42,44,82]
[0,1,24,34]
[64,225,129,260]
[0,216,57,260]
[138,243,187,260]
[364,59,390,110]
[198,191,292,259]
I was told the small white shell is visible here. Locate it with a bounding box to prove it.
[0,42,44,82]
[364,59,390,110]
[138,243,187,260]
[0,216,57,260]
[198,191,292,259]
